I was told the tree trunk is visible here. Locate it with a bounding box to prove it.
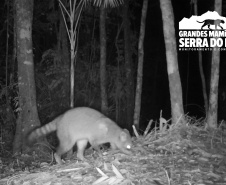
[206,0,222,129]
[13,0,41,153]
[193,0,208,116]
[133,0,148,129]
[57,0,70,106]
[124,0,134,130]
[160,0,185,125]
[99,3,108,114]
[58,0,70,68]
[198,49,208,115]
[115,24,122,123]
[58,5,70,67]
[12,0,17,85]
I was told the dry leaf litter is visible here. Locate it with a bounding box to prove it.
[0,116,226,185]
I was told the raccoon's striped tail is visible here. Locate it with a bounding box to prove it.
[26,117,59,146]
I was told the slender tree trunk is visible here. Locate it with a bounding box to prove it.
[115,24,122,123]
[198,49,208,115]
[59,0,84,109]
[58,0,70,106]
[69,29,76,108]
[13,0,41,153]
[12,0,17,84]
[58,0,70,68]
[160,0,185,124]
[206,0,222,129]
[124,0,134,130]
[100,3,108,114]
[133,0,148,129]
[193,0,208,116]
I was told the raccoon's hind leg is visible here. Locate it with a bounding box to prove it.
[55,138,75,164]
[76,139,88,161]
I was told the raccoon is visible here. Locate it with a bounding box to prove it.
[26,107,132,164]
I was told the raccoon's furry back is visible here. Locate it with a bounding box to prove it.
[26,116,61,146]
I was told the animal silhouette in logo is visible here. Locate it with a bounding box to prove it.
[197,19,225,30]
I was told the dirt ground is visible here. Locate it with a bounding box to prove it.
[1,119,226,185]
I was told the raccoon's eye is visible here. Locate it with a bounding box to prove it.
[126,145,131,149]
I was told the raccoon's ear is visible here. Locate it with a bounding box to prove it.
[123,129,130,136]
[119,131,128,142]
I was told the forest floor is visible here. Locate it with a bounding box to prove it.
[0,117,226,185]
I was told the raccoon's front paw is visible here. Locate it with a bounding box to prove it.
[120,147,133,156]
[77,152,87,161]
[54,153,64,165]
[124,149,133,155]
